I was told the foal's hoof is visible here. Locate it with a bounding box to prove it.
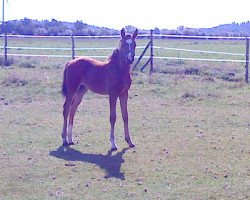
[63,141,69,147]
[125,138,135,148]
[111,147,118,151]
[68,141,78,146]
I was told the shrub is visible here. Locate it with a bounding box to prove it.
[181,91,197,99]
[184,67,200,75]
[2,73,28,86]
[19,61,36,68]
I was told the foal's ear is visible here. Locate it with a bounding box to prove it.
[132,29,138,39]
[121,28,126,39]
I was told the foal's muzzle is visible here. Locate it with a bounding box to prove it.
[126,51,135,64]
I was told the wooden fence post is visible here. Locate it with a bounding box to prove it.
[149,29,154,75]
[4,33,8,66]
[71,34,75,60]
[245,37,249,84]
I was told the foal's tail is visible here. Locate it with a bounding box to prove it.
[61,63,69,97]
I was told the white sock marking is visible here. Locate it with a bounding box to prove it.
[68,125,73,143]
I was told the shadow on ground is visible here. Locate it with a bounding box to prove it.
[50,146,130,180]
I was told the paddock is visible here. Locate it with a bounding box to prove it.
[0,35,249,199]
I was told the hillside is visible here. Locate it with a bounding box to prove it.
[201,21,250,36]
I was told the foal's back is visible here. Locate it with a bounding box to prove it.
[65,57,110,95]
[65,56,127,95]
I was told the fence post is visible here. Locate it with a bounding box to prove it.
[71,34,75,60]
[4,33,8,66]
[245,37,249,84]
[149,29,154,75]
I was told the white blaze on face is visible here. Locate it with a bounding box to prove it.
[126,39,133,61]
[126,39,133,51]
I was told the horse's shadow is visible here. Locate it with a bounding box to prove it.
[49,146,130,180]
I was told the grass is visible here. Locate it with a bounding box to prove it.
[0,37,249,199]
[0,64,249,200]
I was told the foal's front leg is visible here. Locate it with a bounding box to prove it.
[119,91,135,148]
[109,94,119,151]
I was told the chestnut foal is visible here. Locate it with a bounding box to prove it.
[61,28,138,151]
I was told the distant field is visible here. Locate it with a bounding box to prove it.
[0,37,249,199]
[0,36,246,59]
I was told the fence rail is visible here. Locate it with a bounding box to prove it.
[1,34,247,40]
[0,33,249,83]
[154,46,245,56]
[152,34,246,40]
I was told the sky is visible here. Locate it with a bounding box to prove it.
[3,0,250,30]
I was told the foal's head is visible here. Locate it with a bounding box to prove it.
[119,28,138,65]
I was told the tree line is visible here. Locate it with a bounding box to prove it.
[1,18,119,36]
[1,18,250,37]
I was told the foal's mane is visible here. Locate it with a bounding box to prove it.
[109,49,120,61]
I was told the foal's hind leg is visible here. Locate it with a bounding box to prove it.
[62,92,75,146]
[68,86,87,145]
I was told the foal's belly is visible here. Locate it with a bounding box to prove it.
[80,64,132,95]
[86,84,109,95]
[83,76,131,95]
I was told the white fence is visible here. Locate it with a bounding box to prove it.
[153,35,247,63]
[0,33,249,83]
[0,34,146,59]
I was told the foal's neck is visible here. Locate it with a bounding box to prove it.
[118,59,131,73]
[110,49,131,74]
